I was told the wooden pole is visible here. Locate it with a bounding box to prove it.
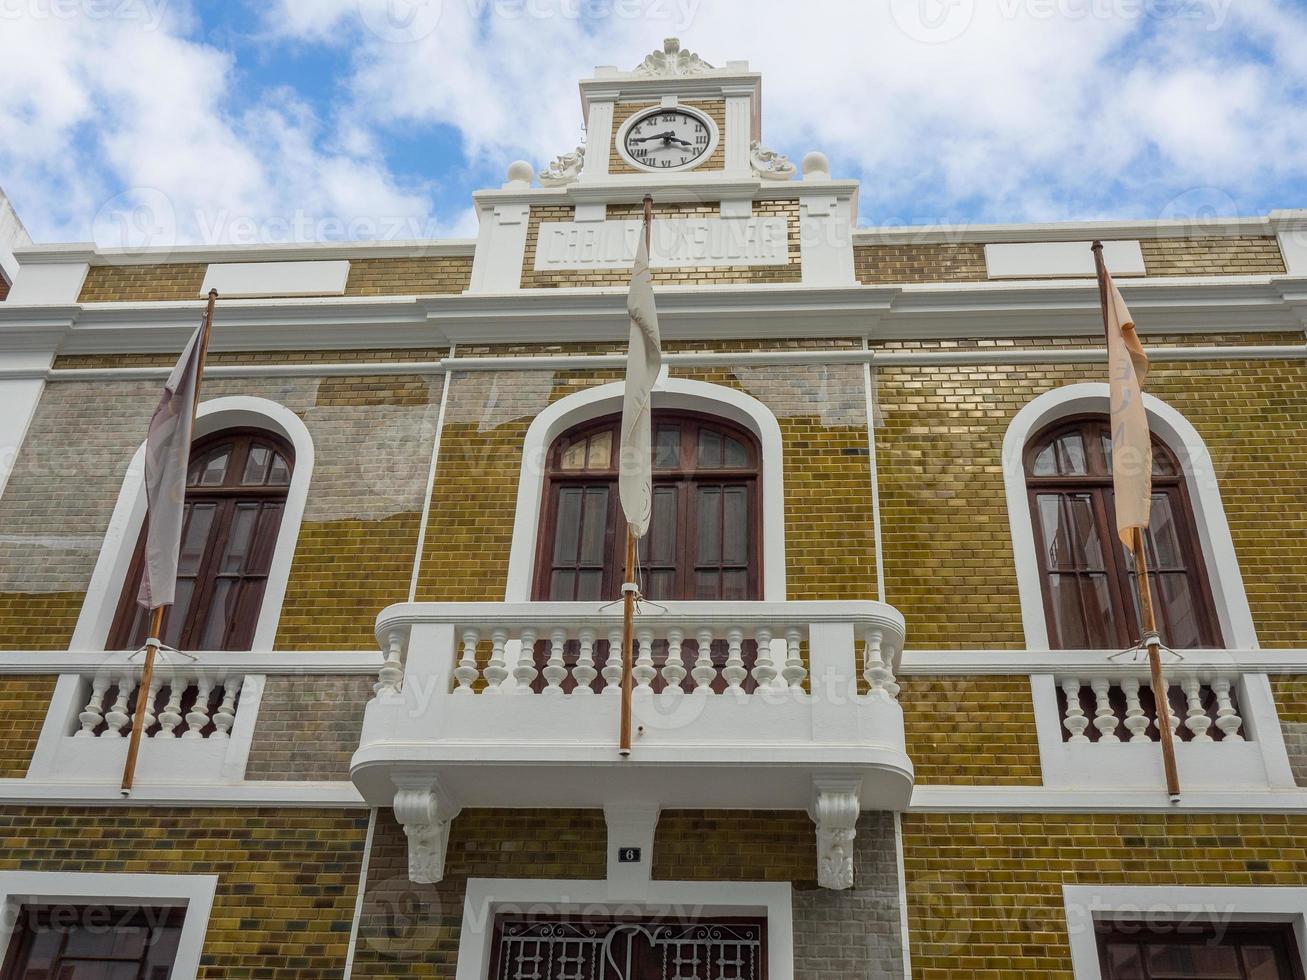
[1091,242,1181,802]
[121,289,218,796]
[619,196,655,758]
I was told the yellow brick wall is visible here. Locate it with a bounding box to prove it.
[902,812,1307,978]
[653,810,815,883]
[77,256,471,303]
[520,200,802,289]
[0,807,369,979]
[898,676,1042,785]
[415,350,876,603]
[856,243,988,283]
[608,100,727,175]
[0,676,57,777]
[874,350,1307,648]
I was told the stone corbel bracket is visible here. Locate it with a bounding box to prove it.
[809,776,862,891]
[393,778,461,885]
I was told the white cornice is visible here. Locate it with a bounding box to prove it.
[855,216,1277,245]
[472,175,850,209]
[13,239,476,267]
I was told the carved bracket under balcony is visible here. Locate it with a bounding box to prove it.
[393,781,460,885]
[810,777,861,891]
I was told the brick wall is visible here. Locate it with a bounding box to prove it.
[77,255,471,303]
[0,806,369,979]
[520,200,802,289]
[608,100,727,175]
[901,811,1307,977]
[855,243,988,284]
[0,676,56,777]
[1272,677,1307,786]
[351,808,607,977]
[898,676,1042,785]
[0,270,10,300]
[244,674,373,780]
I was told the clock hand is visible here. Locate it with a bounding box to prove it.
[629,131,677,144]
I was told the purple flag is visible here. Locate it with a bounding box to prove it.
[137,316,206,610]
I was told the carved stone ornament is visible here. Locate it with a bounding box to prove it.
[750,140,797,181]
[810,779,861,890]
[634,37,714,77]
[394,786,457,885]
[539,145,585,187]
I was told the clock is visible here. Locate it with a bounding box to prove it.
[618,107,717,172]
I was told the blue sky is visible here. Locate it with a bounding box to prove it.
[2,0,1306,248]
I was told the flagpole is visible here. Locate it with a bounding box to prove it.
[1091,242,1180,802]
[121,288,218,796]
[619,196,654,758]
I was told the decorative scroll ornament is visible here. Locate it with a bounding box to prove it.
[750,140,796,181]
[394,786,457,884]
[811,779,860,890]
[633,37,714,77]
[539,145,585,187]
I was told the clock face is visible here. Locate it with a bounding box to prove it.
[622,109,713,170]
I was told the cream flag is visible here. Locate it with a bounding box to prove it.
[138,316,206,609]
[619,227,662,538]
[1104,271,1152,551]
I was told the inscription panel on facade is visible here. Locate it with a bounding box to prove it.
[533,217,789,271]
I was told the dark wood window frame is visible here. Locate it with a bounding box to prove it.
[1096,919,1306,979]
[1026,415,1223,650]
[532,410,763,603]
[1,904,186,979]
[107,428,293,652]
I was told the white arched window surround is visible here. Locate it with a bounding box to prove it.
[1003,383,1258,651]
[504,377,787,602]
[70,396,314,652]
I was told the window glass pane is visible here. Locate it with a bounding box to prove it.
[221,504,260,574]
[1105,942,1145,979]
[1032,443,1058,476]
[1157,573,1201,649]
[245,503,283,576]
[560,440,588,470]
[164,580,195,648]
[697,427,723,468]
[1148,496,1184,570]
[724,435,748,468]
[1068,494,1105,570]
[575,570,603,602]
[1037,495,1071,569]
[721,569,748,601]
[267,452,291,486]
[647,487,677,564]
[242,444,271,485]
[191,448,230,486]
[695,570,719,599]
[549,569,575,601]
[722,486,748,565]
[1055,432,1087,474]
[551,488,582,564]
[200,578,235,648]
[1242,945,1284,980]
[586,430,612,469]
[578,488,609,565]
[177,503,217,575]
[643,569,674,600]
[654,427,680,469]
[697,487,722,563]
[1153,449,1178,476]
[1145,941,1241,977]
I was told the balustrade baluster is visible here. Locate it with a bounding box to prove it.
[1090,678,1120,742]
[750,626,776,694]
[722,627,747,691]
[453,628,480,694]
[573,628,598,694]
[76,677,108,738]
[183,676,213,739]
[103,674,137,737]
[1182,675,1213,742]
[692,628,716,694]
[211,677,241,739]
[485,629,509,691]
[863,629,889,697]
[157,676,186,738]
[633,628,657,690]
[602,628,624,694]
[135,673,163,738]
[782,628,806,688]
[1061,678,1090,742]
[1211,675,1244,741]
[660,628,686,694]
[884,643,900,699]
[1120,677,1150,742]
[376,630,405,696]
[543,628,569,695]
[513,628,539,694]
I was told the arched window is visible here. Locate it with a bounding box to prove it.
[1025,416,1222,649]
[535,411,761,602]
[107,429,293,651]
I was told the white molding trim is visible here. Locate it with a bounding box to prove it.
[504,377,787,602]
[909,785,1307,812]
[1002,383,1258,651]
[0,871,218,980]
[71,396,315,653]
[1062,884,1307,980]
[453,879,793,980]
[0,778,363,807]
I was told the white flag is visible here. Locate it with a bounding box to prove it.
[1104,271,1152,551]
[619,228,662,539]
[137,316,206,609]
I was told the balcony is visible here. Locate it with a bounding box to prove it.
[350,600,912,889]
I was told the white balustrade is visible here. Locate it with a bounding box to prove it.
[1056,672,1245,744]
[79,670,245,741]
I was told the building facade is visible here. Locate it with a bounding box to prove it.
[1,38,1307,979]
